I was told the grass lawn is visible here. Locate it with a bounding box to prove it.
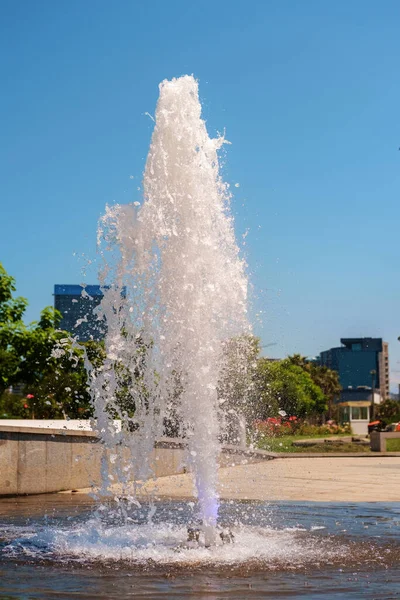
[257,434,371,453]
[386,438,400,452]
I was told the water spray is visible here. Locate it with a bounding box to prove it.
[93,75,251,528]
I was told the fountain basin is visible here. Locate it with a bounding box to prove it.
[1,495,399,599]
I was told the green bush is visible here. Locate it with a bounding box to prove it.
[0,392,27,418]
[254,418,351,439]
[377,400,400,425]
[296,422,351,436]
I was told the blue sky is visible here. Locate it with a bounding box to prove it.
[1,1,399,389]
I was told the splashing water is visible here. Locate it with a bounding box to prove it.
[2,519,349,568]
[90,76,251,539]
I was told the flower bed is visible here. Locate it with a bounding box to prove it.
[254,417,351,438]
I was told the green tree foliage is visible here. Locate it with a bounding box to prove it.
[20,339,104,419]
[0,392,27,418]
[0,262,28,395]
[287,354,341,419]
[103,333,151,423]
[286,354,309,369]
[308,364,341,419]
[377,399,400,424]
[255,358,327,418]
[0,261,103,419]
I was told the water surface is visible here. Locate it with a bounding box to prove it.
[1,495,399,598]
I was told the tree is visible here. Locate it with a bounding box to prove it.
[287,354,309,369]
[255,358,327,419]
[0,262,28,395]
[0,391,27,419]
[0,262,100,419]
[287,354,341,420]
[308,364,341,420]
[19,338,103,419]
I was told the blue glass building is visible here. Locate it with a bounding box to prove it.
[319,337,389,401]
[54,284,106,342]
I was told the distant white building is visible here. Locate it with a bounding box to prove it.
[338,389,382,435]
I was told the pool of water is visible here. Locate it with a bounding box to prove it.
[0,494,399,599]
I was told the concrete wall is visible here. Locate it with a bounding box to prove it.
[370,431,400,452]
[0,425,272,497]
[0,426,103,496]
[0,419,93,431]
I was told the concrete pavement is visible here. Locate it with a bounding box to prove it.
[140,456,400,502]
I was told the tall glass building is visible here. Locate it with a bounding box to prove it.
[54,285,106,342]
[319,337,390,401]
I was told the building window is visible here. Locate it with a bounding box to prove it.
[342,406,350,421]
[351,343,362,351]
[351,406,369,420]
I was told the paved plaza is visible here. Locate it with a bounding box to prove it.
[140,456,400,502]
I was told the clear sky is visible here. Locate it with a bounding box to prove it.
[1,1,399,390]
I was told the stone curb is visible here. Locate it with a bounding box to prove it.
[270,452,400,458]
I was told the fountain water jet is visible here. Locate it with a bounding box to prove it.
[91,76,251,541]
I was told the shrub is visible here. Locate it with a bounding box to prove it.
[295,421,351,436]
[254,416,296,437]
[253,417,351,438]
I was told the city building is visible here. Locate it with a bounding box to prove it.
[54,284,106,342]
[318,337,389,402]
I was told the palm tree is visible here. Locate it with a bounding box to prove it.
[287,354,309,369]
[309,365,341,420]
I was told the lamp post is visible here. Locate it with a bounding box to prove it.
[370,370,376,421]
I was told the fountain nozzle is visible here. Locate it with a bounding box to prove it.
[220,529,235,544]
[186,526,234,546]
[187,527,201,543]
